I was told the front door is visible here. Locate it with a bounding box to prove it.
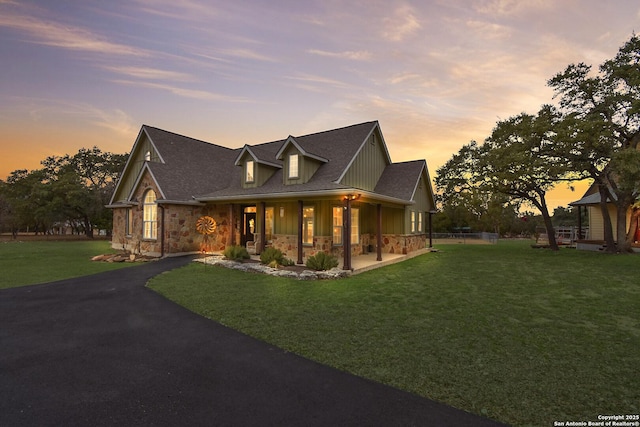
[241,211,257,246]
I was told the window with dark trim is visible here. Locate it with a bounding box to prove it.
[288,154,299,179]
[143,189,157,240]
[246,160,255,183]
[303,206,314,245]
[332,206,343,245]
[351,208,360,244]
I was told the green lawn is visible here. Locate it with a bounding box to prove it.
[148,241,640,427]
[0,240,133,289]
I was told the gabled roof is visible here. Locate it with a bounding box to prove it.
[374,160,428,201]
[569,181,616,206]
[234,145,282,168]
[196,121,384,200]
[111,121,433,206]
[275,136,329,163]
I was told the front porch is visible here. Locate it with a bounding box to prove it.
[247,246,433,275]
[342,247,433,274]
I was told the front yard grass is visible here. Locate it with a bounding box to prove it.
[0,240,133,289]
[148,241,639,427]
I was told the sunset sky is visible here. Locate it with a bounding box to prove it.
[1,0,639,211]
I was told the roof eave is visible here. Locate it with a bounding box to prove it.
[195,188,413,205]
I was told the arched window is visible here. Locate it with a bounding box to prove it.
[143,189,157,240]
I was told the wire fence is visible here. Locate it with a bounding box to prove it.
[432,232,499,244]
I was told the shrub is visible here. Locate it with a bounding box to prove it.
[305,252,339,271]
[223,245,250,261]
[281,257,295,267]
[260,247,285,266]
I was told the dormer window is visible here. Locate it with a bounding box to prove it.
[145,151,151,161]
[246,160,255,183]
[288,154,299,179]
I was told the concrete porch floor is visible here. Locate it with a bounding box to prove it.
[343,248,434,274]
[246,248,435,275]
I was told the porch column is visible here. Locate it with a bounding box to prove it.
[343,198,352,270]
[259,201,266,254]
[428,210,434,248]
[576,205,582,241]
[376,203,383,261]
[297,200,303,264]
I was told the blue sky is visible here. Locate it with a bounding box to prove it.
[1,0,639,210]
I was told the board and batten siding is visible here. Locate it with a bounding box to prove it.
[587,204,632,240]
[112,134,159,202]
[281,146,323,185]
[404,171,433,234]
[340,132,388,191]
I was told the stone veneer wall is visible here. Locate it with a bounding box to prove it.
[269,233,425,260]
[112,174,235,257]
[111,174,163,255]
[164,204,232,255]
[380,234,427,254]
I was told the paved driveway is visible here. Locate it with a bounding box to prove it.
[0,256,506,426]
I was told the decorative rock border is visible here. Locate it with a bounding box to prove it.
[195,255,350,280]
[91,253,158,263]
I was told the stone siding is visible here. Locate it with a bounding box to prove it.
[380,234,427,254]
[112,173,236,257]
[269,232,424,260]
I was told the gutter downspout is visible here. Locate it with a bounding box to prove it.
[297,200,303,264]
[159,205,165,257]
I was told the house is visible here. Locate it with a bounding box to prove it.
[570,182,640,250]
[107,121,436,268]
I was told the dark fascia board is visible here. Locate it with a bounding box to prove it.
[411,160,436,208]
[124,162,167,202]
[108,125,165,205]
[234,145,282,168]
[195,188,413,205]
[275,135,329,163]
[334,121,390,184]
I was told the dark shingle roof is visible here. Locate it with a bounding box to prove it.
[128,121,424,204]
[374,160,426,201]
[141,126,238,200]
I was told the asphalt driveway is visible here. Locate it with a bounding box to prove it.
[0,256,506,426]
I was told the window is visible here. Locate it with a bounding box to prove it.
[333,206,358,245]
[144,151,151,161]
[288,154,299,179]
[417,212,423,233]
[265,207,274,242]
[351,208,360,244]
[246,160,254,183]
[303,206,314,245]
[143,189,157,240]
[410,211,416,233]
[332,206,343,245]
[125,208,133,236]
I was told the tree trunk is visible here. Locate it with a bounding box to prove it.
[615,197,633,253]
[541,211,558,251]
[624,206,640,250]
[83,216,93,239]
[597,184,616,253]
[537,196,559,251]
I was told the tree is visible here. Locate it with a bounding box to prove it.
[436,106,574,250]
[41,147,127,237]
[1,147,127,238]
[549,34,640,252]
